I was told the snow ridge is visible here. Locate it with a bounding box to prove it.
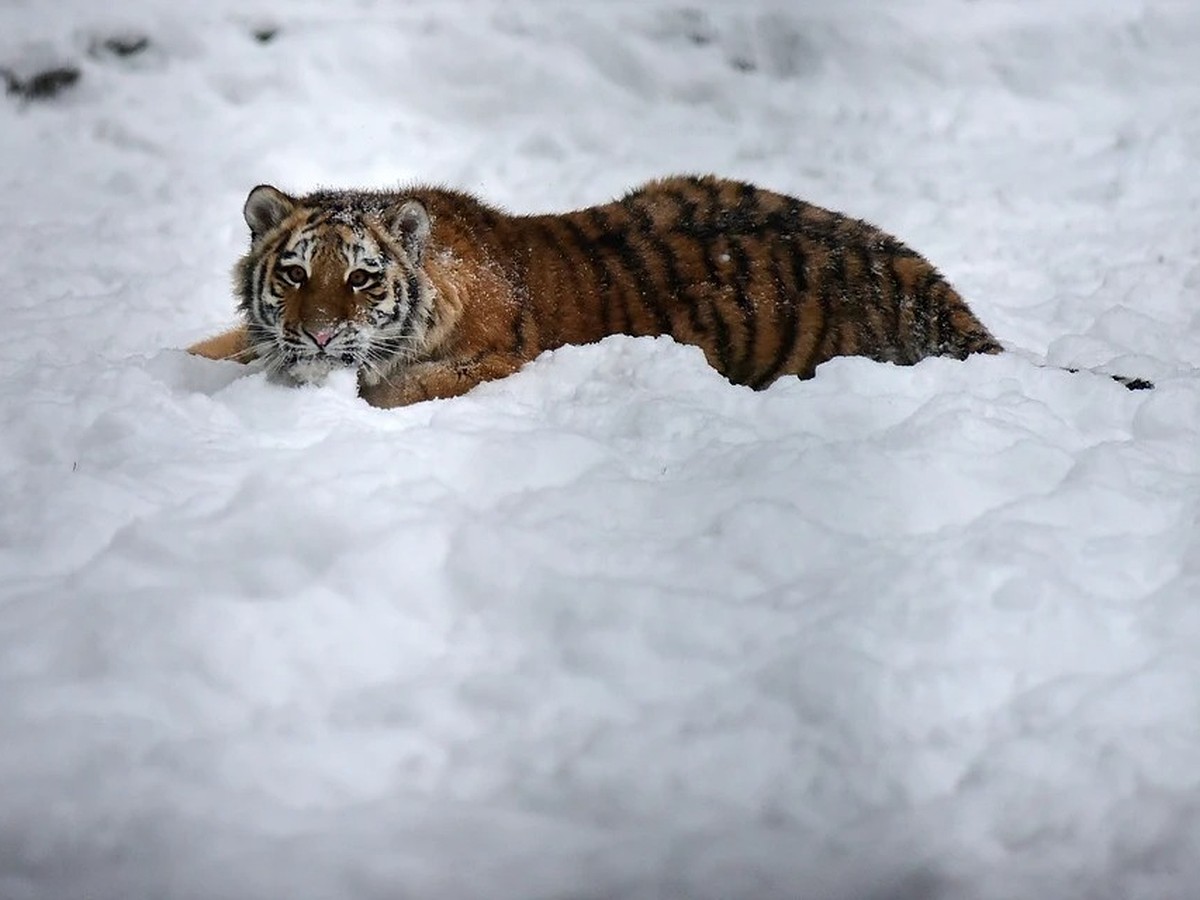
[0,2,1197,899]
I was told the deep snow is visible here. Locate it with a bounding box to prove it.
[0,2,1198,899]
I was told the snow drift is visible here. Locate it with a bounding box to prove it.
[0,2,1197,899]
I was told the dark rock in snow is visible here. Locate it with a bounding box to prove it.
[93,34,152,58]
[2,65,81,101]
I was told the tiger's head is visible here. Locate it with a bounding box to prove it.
[234,184,436,386]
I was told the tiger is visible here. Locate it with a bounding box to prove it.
[186,174,1152,406]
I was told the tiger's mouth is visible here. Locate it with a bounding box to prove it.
[264,320,411,387]
[280,351,358,385]
[270,339,356,387]
[271,322,367,384]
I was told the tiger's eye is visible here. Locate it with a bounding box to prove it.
[347,269,372,289]
[281,264,307,285]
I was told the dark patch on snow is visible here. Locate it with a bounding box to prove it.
[679,9,716,46]
[91,34,152,59]
[1061,367,1156,390]
[1111,374,1154,390]
[2,65,80,101]
[651,9,822,80]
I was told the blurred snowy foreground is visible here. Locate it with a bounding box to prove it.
[1,1,1198,899]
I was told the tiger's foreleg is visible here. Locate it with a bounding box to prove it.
[358,352,530,408]
[187,325,256,363]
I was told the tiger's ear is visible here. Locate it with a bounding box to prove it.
[243,185,296,237]
[387,199,431,265]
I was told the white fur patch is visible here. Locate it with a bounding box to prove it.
[287,357,342,386]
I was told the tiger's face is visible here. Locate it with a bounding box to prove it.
[235,185,434,386]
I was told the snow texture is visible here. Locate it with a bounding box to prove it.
[1,1,1198,899]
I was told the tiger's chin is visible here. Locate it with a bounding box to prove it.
[281,355,359,386]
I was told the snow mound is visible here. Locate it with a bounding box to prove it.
[0,2,1197,899]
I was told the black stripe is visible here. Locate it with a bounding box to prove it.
[731,180,760,233]
[922,271,949,355]
[389,278,407,324]
[884,234,921,258]
[750,236,800,389]
[662,186,701,233]
[243,231,290,315]
[587,206,670,336]
[239,260,259,316]
[806,245,842,373]
[689,181,736,375]
[726,236,757,383]
[529,217,588,345]
[643,186,736,365]
[254,261,276,324]
[884,256,911,360]
[513,286,529,355]
[697,177,724,234]
[761,197,810,238]
[627,201,706,341]
[797,208,841,246]
[393,278,412,331]
[708,297,735,377]
[559,216,618,337]
[612,201,678,336]
[403,272,423,315]
[399,278,424,336]
[670,178,723,242]
[858,241,892,359]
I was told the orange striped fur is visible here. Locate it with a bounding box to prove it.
[189,175,1014,407]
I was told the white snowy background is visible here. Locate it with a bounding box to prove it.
[1,1,1198,898]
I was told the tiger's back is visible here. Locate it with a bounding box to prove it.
[189,175,1015,407]
[512,175,1002,389]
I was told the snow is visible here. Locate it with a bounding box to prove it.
[1,1,1198,899]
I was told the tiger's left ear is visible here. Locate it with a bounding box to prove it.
[387,199,432,266]
[244,184,296,238]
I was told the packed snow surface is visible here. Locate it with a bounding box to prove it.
[1,1,1198,898]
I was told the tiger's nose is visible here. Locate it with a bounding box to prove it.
[309,327,336,348]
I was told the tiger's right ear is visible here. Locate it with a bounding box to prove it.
[243,185,296,237]
[387,199,432,266]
